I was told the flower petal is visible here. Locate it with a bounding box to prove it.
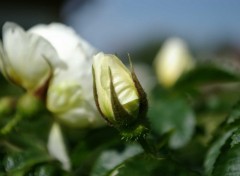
[93,52,139,120]
[31,23,103,128]
[31,23,97,99]
[0,41,8,79]
[29,23,97,62]
[58,107,104,128]
[48,122,71,171]
[2,22,63,91]
[93,53,114,120]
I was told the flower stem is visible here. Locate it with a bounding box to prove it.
[1,113,23,134]
[137,135,157,155]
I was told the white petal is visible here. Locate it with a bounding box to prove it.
[2,22,62,91]
[57,107,105,128]
[93,52,139,118]
[47,80,83,113]
[30,23,97,86]
[31,23,102,128]
[30,23,97,83]
[110,56,138,104]
[47,122,71,171]
[47,78,104,128]
[0,41,7,78]
[29,23,97,62]
[93,53,114,119]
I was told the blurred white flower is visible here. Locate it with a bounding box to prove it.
[0,22,62,94]
[30,23,104,128]
[154,38,194,88]
[48,122,70,171]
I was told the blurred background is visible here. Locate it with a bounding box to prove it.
[1,0,240,64]
[1,1,240,175]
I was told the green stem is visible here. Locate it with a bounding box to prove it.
[1,113,23,134]
[0,140,22,152]
[137,135,156,155]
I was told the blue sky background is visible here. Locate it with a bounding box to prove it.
[63,0,240,53]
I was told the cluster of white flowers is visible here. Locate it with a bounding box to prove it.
[0,22,104,129]
[0,22,105,170]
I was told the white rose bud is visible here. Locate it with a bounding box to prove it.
[92,52,148,135]
[30,23,104,128]
[154,38,194,88]
[0,22,63,95]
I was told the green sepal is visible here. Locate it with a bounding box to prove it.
[109,68,136,129]
[92,66,113,126]
[129,58,148,119]
[120,122,149,142]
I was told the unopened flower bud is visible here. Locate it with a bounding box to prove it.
[17,94,43,117]
[154,38,194,88]
[0,97,16,115]
[93,52,148,135]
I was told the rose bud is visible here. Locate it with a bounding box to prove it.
[154,38,194,88]
[93,52,148,139]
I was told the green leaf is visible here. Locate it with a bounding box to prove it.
[148,97,196,148]
[0,75,23,97]
[204,127,237,176]
[31,164,69,176]
[174,65,240,90]
[90,144,143,176]
[112,154,159,176]
[2,149,52,175]
[111,153,199,176]
[231,128,240,147]
[69,127,120,175]
[205,100,240,176]
[212,142,240,176]
[226,100,240,124]
[33,165,58,176]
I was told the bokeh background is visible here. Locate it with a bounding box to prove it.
[1,1,240,175]
[1,0,240,63]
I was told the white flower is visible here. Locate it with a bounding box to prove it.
[92,52,141,124]
[154,38,194,88]
[30,23,104,128]
[0,22,62,93]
